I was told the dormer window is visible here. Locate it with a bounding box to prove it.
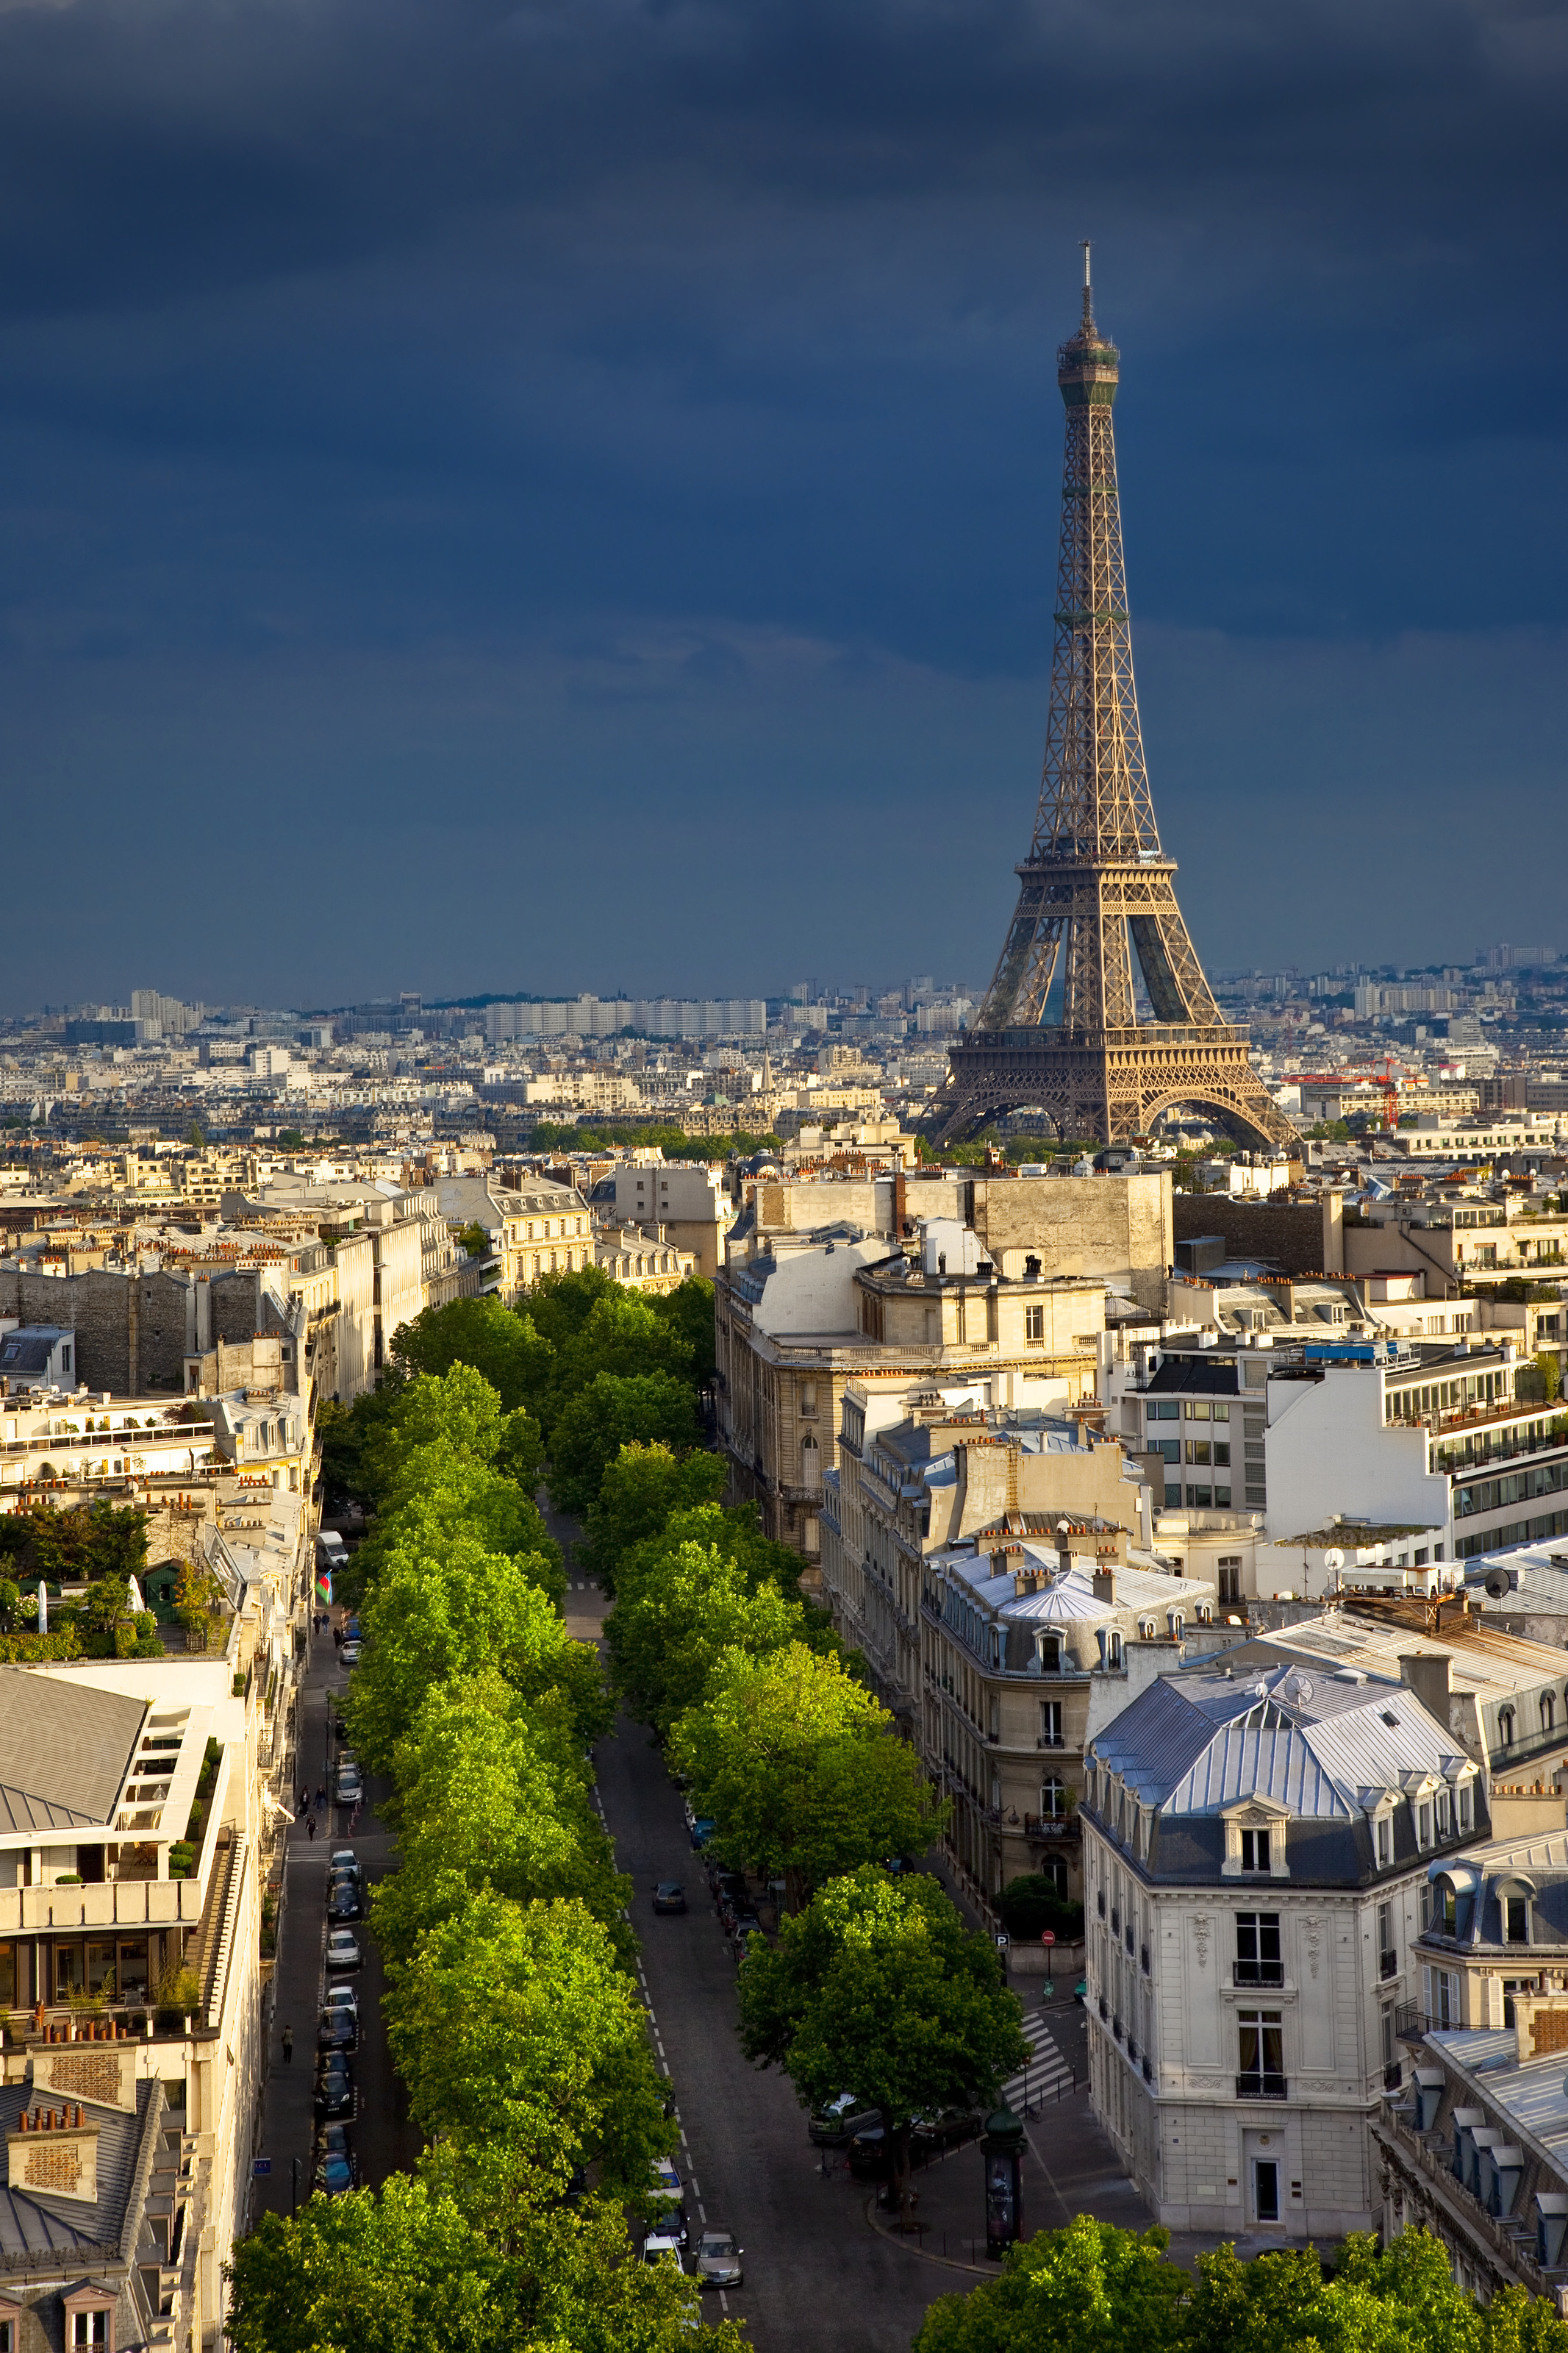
[1037,1635,1062,1673]
[1240,1829,1271,1874]
[1499,1707,1516,1749]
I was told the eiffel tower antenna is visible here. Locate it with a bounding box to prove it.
[930,260,1298,1154]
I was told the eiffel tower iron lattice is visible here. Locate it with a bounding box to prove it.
[931,256,1298,1155]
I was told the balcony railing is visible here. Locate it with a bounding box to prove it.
[1234,1959,1285,1987]
[1395,2002,1454,2040]
[1023,1813,1079,1838]
[1236,2071,1288,2101]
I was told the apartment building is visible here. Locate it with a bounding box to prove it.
[436,1174,591,1301]
[1372,1805,1568,2300]
[593,1160,733,1279]
[716,1211,1108,1560]
[1083,1657,1486,2238]
[592,1226,697,1294]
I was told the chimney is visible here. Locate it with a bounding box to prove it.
[1092,1569,1115,1607]
[1399,1652,1452,1726]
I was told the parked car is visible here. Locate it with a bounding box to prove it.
[317,2008,357,2054]
[641,2227,684,2271]
[644,2157,687,2247]
[329,1849,359,1874]
[326,1928,362,1971]
[344,1615,362,1640]
[712,1871,748,1910]
[912,2107,981,2153]
[809,2093,880,2147]
[695,2232,744,2289]
[314,2064,354,2120]
[651,1882,687,1915]
[848,2125,888,2179]
[340,1642,362,1668]
[688,1817,716,1851]
[327,1882,363,1923]
[728,1912,761,1954]
[315,2152,355,2196]
[315,2121,354,2174]
[323,1986,359,2022]
[334,1768,364,1806]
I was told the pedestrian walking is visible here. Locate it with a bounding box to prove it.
[282,2025,293,2063]
[332,1626,343,1650]
[315,1782,325,1810]
[298,1790,309,1816]
[306,1813,317,1842]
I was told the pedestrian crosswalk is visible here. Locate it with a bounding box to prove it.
[1003,2010,1075,2114]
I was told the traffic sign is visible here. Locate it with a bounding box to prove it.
[994,1932,1010,1951]
[1041,1930,1056,1947]
[252,2159,272,2177]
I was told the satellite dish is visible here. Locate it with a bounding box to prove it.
[1292,1675,1314,1702]
[1486,1570,1509,1599]
[1323,1549,1345,1573]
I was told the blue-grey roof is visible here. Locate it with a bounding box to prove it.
[0,1669,145,1835]
[1090,1659,1472,1818]
[0,2078,157,2259]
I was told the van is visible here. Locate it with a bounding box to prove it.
[316,1532,348,1568]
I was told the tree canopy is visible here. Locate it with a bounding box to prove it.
[578,1442,729,1589]
[548,1373,704,1520]
[739,1865,1028,2213]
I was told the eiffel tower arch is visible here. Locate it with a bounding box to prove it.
[931,256,1298,1157]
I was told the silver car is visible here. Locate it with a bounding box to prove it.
[326,1927,362,1971]
[695,2231,743,2288]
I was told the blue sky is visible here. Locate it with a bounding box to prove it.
[1,0,1564,1011]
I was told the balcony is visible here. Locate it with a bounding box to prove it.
[1234,1960,1285,1988]
[1023,1813,1080,1840]
[1236,2071,1288,2101]
[1380,1949,1400,1982]
[1395,2001,1453,2041]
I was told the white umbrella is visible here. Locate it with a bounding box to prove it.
[37,1580,46,1634]
[126,1576,146,1617]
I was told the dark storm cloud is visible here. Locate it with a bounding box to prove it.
[0,0,1564,1006]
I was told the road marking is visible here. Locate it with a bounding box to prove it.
[719,2292,728,2314]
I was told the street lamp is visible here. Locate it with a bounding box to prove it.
[982,2107,1024,2258]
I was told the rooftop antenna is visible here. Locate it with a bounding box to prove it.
[1081,238,1094,332]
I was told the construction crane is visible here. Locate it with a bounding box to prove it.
[1288,1060,1405,1131]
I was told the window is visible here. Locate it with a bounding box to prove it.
[1506,1894,1530,1943]
[1025,1304,1045,1343]
[1417,1803,1432,1850]
[1377,1814,1392,1868]
[1037,1635,1062,1672]
[1379,1899,1400,1975]
[1105,1632,1123,1669]
[1240,1828,1271,1874]
[1186,1400,1211,1422]
[801,1382,818,1417]
[1147,1401,1178,1422]
[71,2316,109,2350]
[1039,1700,1063,1749]
[1185,1439,1211,1465]
[1235,1910,1282,1985]
[1436,1787,1451,1838]
[1499,1707,1516,1748]
[1237,2009,1285,2097]
[1544,1693,1557,1734]
[800,1435,821,1490]
[1458,1781,1472,1833]
[1040,1777,1067,1819]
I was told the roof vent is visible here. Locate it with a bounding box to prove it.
[1381,1710,1401,1728]
[1290,1674,1314,1703]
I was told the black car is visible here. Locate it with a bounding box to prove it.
[317,2010,357,2054]
[327,1882,363,1923]
[652,1882,687,1915]
[314,2069,354,2120]
[848,2126,888,2179]
[711,1870,748,1907]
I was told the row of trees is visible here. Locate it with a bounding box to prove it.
[915,2214,1568,2353]
[595,1441,1026,2216]
[228,1344,744,2349]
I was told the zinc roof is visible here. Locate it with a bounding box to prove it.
[0,1668,145,1835]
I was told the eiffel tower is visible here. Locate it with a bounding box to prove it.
[931,254,1298,1154]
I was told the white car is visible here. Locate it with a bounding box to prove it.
[323,1986,359,2021]
[642,2222,684,2270]
[326,1928,362,1971]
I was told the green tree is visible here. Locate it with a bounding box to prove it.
[348,1533,609,1771]
[671,1642,943,1902]
[914,2213,1187,2353]
[579,1441,729,1589]
[546,1291,695,1418]
[548,1373,704,1521]
[384,1892,671,2198]
[523,1263,620,1357]
[739,1865,1028,2215]
[228,2167,742,2353]
[648,1274,717,1389]
[372,1670,628,1968]
[606,1539,815,1734]
[359,1456,561,1605]
[389,1296,554,1416]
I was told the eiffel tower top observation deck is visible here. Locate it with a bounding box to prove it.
[931,252,1297,1153]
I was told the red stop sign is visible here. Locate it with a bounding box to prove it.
[1041,1930,1056,1946]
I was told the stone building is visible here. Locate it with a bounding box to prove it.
[1082,1657,1486,2240]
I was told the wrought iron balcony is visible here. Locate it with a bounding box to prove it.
[1235,2071,1288,2102]
[1233,1960,1285,1988]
